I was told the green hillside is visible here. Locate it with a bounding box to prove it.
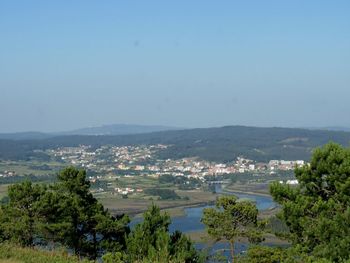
[1,126,350,162]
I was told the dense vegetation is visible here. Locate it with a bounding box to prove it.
[0,174,55,185]
[241,143,350,263]
[2,126,350,162]
[0,167,130,258]
[0,167,201,262]
[202,196,264,262]
[104,205,203,263]
[144,188,181,200]
[159,175,202,190]
[268,143,350,262]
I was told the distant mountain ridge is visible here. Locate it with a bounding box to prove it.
[0,132,52,140]
[1,125,350,162]
[58,124,180,136]
[304,126,350,132]
[0,124,180,140]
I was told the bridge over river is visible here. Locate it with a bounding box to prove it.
[206,179,231,184]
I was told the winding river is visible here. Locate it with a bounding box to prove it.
[131,185,276,233]
[130,186,277,259]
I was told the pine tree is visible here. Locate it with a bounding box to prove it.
[270,143,350,261]
[1,181,45,246]
[201,195,263,262]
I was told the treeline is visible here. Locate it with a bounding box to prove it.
[0,167,202,262]
[144,188,181,200]
[159,175,202,190]
[0,174,55,185]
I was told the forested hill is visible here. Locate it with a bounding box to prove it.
[2,126,350,162]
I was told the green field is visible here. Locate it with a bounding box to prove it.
[91,174,218,216]
[0,161,64,176]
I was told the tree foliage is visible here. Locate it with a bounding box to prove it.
[144,188,181,200]
[238,246,288,263]
[0,167,201,262]
[270,143,350,262]
[0,181,45,246]
[0,167,130,259]
[201,195,264,262]
[119,204,203,263]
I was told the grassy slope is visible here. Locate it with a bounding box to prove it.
[0,243,90,263]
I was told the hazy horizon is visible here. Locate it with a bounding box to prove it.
[2,122,350,135]
[1,1,349,133]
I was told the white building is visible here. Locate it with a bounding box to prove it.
[286,180,299,185]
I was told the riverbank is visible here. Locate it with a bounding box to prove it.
[101,189,219,217]
[221,188,272,198]
[186,231,289,246]
[105,184,278,218]
[222,183,272,197]
[132,200,217,218]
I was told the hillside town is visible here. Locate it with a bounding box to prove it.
[47,144,306,182]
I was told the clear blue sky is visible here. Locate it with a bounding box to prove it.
[1,0,349,132]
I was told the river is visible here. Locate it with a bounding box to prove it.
[129,186,277,260]
[131,185,276,233]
